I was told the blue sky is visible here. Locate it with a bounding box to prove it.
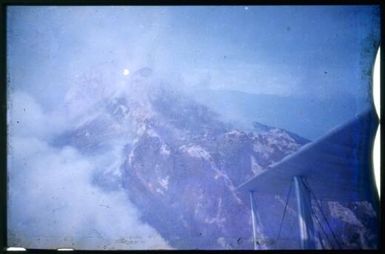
[7,6,380,139]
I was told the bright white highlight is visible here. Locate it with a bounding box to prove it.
[372,46,380,197]
[6,247,26,251]
[123,69,130,76]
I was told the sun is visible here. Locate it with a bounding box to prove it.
[123,68,130,76]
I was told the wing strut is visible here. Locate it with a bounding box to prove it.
[249,191,258,250]
[293,176,316,249]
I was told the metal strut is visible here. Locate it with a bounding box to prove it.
[249,191,258,250]
[293,176,316,249]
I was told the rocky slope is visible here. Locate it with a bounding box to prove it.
[54,67,378,249]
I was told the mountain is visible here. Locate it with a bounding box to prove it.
[54,68,378,249]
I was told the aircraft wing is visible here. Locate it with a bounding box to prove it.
[237,107,379,202]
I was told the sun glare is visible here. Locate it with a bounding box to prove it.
[123,69,130,76]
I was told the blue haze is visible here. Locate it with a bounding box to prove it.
[7,6,380,139]
[6,6,380,250]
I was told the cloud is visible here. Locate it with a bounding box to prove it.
[7,91,67,140]
[7,90,171,250]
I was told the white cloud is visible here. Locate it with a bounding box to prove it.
[7,88,172,249]
[8,91,71,141]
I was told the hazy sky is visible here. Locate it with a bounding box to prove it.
[7,6,380,137]
[8,6,380,99]
[6,6,380,249]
